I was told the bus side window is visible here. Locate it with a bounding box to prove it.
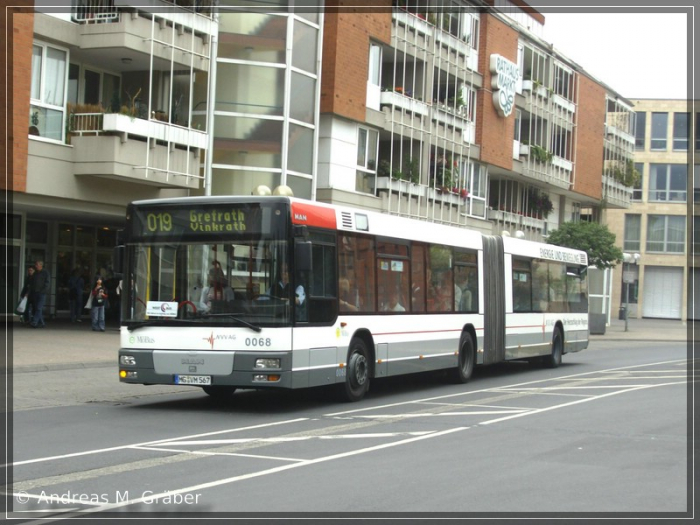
[411,243,427,312]
[512,259,532,313]
[339,233,375,313]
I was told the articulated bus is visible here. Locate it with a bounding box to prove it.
[117,196,589,401]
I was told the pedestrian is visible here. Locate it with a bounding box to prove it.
[90,275,109,332]
[30,260,50,328]
[19,266,35,324]
[67,267,84,323]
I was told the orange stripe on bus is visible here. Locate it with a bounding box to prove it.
[291,202,337,229]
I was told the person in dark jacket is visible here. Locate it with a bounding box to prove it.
[19,266,35,324]
[67,267,85,323]
[30,260,50,328]
[90,275,109,332]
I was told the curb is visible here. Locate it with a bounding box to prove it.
[7,361,114,374]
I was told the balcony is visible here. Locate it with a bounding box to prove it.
[69,112,206,188]
[392,9,434,39]
[380,91,430,117]
[602,174,633,209]
[72,1,215,72]
[375,177,425,198]
[605,123,635,146]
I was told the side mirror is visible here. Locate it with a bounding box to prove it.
[295,241,312,273]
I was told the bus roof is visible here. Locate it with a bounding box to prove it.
[128,196,587,264]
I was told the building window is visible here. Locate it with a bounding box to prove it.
[695,165,700,203]
[650,112,668,150]
[634,111,646,149]
[368,43,382,87]
[649,164,687,202]
[646,215,685,253]
[522,45,548,86]
[553,62,573,100]
[356,127,378,194]
[672,112,689,151]
[696,112,700,150]
[30,42,68,141]
[623,214,641,252]
[632,162,643,201]
[571,202,581,222]
[551,123,572,161]
[463,85,477,122]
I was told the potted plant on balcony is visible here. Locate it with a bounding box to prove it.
[377,159,391,178]
[529,144,553,164]
[533,192,553,218]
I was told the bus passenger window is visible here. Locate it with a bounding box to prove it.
[512,271,532,312]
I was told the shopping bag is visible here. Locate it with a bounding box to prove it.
[15,296,27,315]
[84,294,93,310]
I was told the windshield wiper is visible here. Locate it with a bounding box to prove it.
[126,314,262,333]
[126,319,200,332]
[200,313,262,332]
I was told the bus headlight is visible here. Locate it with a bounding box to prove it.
[120,355,136,366]
[119,355,136,366]
[254,358,280,369]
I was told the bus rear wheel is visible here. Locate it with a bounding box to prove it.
[450,334,475,383]
[544,328,563,368]
[342,339,370,402]
[202,386,236,398]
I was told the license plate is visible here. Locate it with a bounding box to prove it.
[174,375,211,385]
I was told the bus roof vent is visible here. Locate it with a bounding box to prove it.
[340,211,354,230]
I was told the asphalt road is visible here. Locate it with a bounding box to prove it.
[6,340,692,519]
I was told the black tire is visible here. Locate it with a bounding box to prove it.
[450,334,475,383]
[342,339,371,402]
[544,327,563,368]
[202,386,236,398]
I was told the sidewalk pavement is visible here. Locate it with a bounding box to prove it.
[3,315,694,374]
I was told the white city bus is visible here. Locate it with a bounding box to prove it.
[117,196,589,401]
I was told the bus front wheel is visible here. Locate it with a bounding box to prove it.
[544,328,563,368]
[343,339,370,402]
[450,334,475,383]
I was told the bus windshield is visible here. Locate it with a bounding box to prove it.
[124,239,297,328]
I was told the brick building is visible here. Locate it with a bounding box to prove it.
[5,1,636,319]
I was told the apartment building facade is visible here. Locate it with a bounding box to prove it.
[5,0,635,319]
[605,99,695,321]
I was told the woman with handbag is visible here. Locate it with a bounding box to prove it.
[90,275,109,332]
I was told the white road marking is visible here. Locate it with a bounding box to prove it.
[8,418,309,467]
[480,382,685,426]
[324,358,689,417]
[130,446,305,463]
[11,426,468,520]
[8,357,689,522]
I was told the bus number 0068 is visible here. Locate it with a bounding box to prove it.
[246,337,272,347]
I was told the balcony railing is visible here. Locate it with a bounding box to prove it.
[603,174,633,209]
[71,0,119,23]
[70,112,207,151]
[380,91,429,117]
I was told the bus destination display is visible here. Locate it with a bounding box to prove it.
[131,206,263,239]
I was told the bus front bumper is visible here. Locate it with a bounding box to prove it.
[118,349,295,389]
